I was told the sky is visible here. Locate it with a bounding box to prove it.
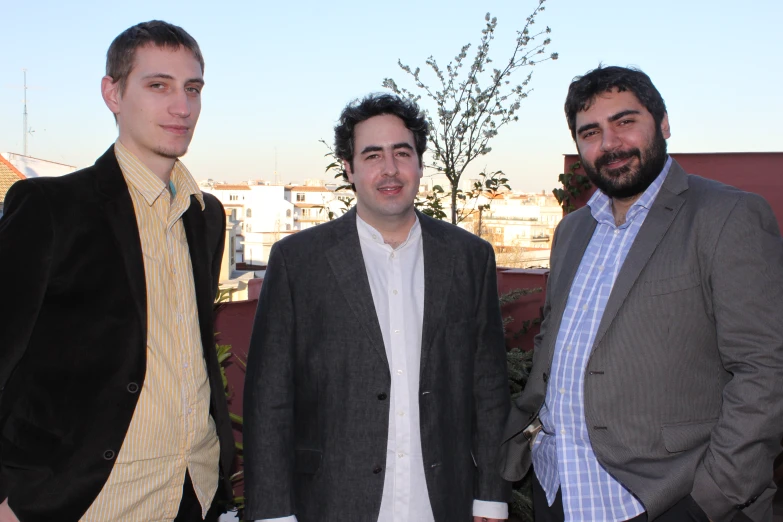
[1,0,781,192]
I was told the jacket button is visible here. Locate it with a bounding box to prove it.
[373,465,383,474]
[127,382,139,393]
[377,393,387,400]
[103,449,116,460]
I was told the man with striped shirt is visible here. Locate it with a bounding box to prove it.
[500,66,783,521]
[0,21,234,521]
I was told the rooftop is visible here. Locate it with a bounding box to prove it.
[0,155,26,205]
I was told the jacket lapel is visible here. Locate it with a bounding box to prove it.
[96,146,147,335]
[591,161,689,351]
[325,209,388,367]
[544,212,597,356]
[419,212,454,374]
[182,198,214,360]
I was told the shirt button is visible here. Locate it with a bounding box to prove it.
[372,234,377,240]
[103,449,116,460]
[183,362,189,369]
[173,268,178,274]
[559,388,565,394]
[560,429,566,435]
[614,229,620,235]
[394,329,400,334]
[390,253,395,259]
[582,305,588,311]
[187,408,192,414]
[398,410,405,416]
[396,369,403,375]
[377,393,388,400]
[566,345,572,352]
[373,465,383,474]
[392,289,398,295]
[397,452,404,458]
[598,265,604,271]
[126,382,139,394]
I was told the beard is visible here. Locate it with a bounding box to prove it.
[154,144,189,159]
[581,127,668,199]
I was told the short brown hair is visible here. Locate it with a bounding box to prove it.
[106,20,204,95]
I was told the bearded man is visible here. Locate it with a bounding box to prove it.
[499,65,783,522]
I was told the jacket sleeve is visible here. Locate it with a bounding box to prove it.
[499,225,558,482]
[0,181,55,501]
[691,193,783,521]
[0,181,54,391]
[243,243,297,519]
[473,242,512,503]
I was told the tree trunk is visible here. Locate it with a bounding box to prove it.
[450,181,458,224]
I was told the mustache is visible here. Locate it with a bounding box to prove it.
[594,148,641,171]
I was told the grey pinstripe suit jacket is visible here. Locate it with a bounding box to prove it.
[499,160,783,522]
[244,208,511,521]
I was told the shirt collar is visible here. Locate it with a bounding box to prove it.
[587,155,672,226]
[356,213,421,249]
[114,140,205,210]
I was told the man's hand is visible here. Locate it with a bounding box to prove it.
[473,518,505,522]
[0,499,19,522]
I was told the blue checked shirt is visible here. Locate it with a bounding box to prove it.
[532,157,672,520]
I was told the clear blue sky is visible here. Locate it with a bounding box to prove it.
[2,0,781,192]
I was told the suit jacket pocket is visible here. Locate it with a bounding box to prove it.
[642,271,701,296]
[294,448,323,474]
[661,418,717,453]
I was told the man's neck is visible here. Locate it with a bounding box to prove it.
[610,193,642,226]
[357,207,416,248]
[117,138,176,185]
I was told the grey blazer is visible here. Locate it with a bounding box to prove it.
[500,160,783,522]
[244,208,511,521]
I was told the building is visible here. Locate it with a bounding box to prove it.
[203,182,296,265]
[0,155,26,218]
[284,180,346,231]
[1,153,76,178]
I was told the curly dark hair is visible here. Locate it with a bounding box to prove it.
[334,93,429,171]
[565,65,667,140]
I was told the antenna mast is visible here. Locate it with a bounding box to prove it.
[22,69,29,156]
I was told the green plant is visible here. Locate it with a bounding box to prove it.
[552,160,592,214]
[215,331,247,513]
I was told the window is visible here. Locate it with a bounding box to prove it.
[246,208,252,218]
[285,224,291,231]
[286,209,291,217]
[302,208,310,217]
[296,193,305,202]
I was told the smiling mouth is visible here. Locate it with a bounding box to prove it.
[378,186,403,195]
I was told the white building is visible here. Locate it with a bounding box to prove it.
[284,181,345,230]
[202,182,295,265]
[1,153,76,178]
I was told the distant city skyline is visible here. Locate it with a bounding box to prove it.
[2,0,781,192]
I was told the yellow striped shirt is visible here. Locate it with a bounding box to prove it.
[81,141,221,521]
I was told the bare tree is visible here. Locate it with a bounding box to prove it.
[383,1,558,224]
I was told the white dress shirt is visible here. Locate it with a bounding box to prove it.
[259,214,506,521]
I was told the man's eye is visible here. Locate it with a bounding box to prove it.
[186,87,201,94]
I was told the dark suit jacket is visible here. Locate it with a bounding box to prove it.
[243,208,511,521]
[0,147,235,522]
[500,160,783,522]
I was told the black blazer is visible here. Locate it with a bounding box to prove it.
[0,147,234,522]
[243,208,511,521]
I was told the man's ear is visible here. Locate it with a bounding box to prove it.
[660,112,671,140]
[101,76,121,116]
[344,160,354,184]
